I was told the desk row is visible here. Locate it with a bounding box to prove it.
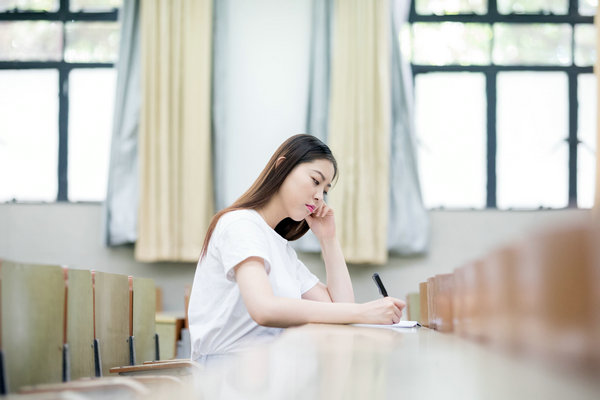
[406,221,600,369]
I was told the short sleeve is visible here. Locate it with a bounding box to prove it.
[215,218,272,281]
[295,258,320,294]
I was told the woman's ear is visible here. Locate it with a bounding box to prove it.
[275,156,286,168]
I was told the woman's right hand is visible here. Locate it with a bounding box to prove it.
[358,297,406,325]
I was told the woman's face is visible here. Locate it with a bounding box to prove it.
[278,159,335,221]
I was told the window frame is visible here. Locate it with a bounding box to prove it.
[409,0,595,209]
[0,0,119,202]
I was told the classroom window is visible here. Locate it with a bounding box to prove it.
[0,0,121,203]
[0,69,59,201]
[577,73,597,209]
[496,72,569,209]
[415,72,487,209]
[406,0,597,209]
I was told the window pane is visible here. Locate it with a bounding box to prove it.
[0,21,62,61]
[65,22,120,63]
[0,0,58,12]
[493,24,571,66]
[497,72,569,209]
[497,0,568,14]
[70,0,122,12]
[0,70,58,202]
[68,69,116,202]
[415,0,487,14]
[579,0,597,16]
[415,73,487,209]
[578,74,597,208]
[412,23,491,65]
[575,24,596,67]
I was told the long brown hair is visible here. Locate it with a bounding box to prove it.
[200,134,338,259]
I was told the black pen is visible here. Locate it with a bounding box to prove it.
[372,273,388,297]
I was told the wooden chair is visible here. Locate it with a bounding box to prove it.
[0,261,65,393]
[131,277,158,364]
[433,273,454,333]
[405,292,420,322]
[514,222,597,365]
[418,282,429,328]
[0,259,6,395]
[64,269,95,381]
[452,266,466,336]
[109,281,201,380]
[460,260,482,340]
[3,392,89,399]
[480,245,519,350]
[19,377,149,400]
[426,277,436,329]
[154,314,185,360]
[91,271,129,376]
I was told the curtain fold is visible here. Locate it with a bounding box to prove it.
[135,0,214,262]
[328,0,391,264]
[388,0,429,254]
[294,0,333,252]
[302,0,429,259]
[104,0,141,246]
[305,0,332,143]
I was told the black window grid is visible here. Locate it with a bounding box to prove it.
[408,0,594,209]
[0,0,119,202]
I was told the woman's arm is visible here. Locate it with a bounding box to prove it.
[319,237,354,302]
[304,204,354,303]
[235,257,405,328]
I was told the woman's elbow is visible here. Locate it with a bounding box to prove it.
[246,301,278,327]
[249,309,270,326]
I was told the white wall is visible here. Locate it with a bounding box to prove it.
[0,203,590,312]
[213,0,312,210]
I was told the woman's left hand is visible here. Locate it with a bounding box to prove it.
[305,202,336,242]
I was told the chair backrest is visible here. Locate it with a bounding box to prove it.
[66,268,95,380]
[93,271,130,376]
[405,292,420,322]
[419,281,429,328]
[0,261,64,392]
[132,277,156,364]
[155,314,184,360]
[433,273,454,333]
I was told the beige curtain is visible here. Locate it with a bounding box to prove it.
[136,0,214,262]
[328,0,391,264]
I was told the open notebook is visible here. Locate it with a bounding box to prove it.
[351,321,421,329]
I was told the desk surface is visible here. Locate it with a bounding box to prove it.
[196,324,600,400]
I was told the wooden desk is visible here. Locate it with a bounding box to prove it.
[195,324,600,399]
[155,313,185,360]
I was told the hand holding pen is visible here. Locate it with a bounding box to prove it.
[355,273,406,325]
[372,273,388,297]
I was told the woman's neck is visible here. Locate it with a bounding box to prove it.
[256,196,287,229]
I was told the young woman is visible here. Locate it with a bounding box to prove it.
[188,134,405,364]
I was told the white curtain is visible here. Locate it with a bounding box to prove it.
[307,0,429,260]
[388,0,429,254]
[104,0,141,246]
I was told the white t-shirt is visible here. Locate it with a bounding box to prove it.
[188,209,320,359]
